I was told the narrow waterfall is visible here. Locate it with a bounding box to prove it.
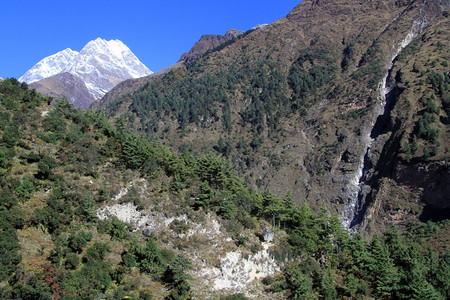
[342,19,427,230]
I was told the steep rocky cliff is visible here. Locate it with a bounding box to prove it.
[354,7,450,233]
[178,29,244,64]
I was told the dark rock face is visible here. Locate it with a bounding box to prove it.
[395,163,450,212]
[29,72,96,109]
[262,227,274,242]
[142,227,153,237]
[178,29,244,64]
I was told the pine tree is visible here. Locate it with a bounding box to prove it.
[195,181,213,210]
[411,134,418,154]
[262,191,284,227]
[289,201,319,254]
[348,233,369,278]
[320,267,337,300]
[368,235,400,298]
[286,266,314,300]
[166,256,192,300]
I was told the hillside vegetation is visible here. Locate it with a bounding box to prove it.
[0,77,449,298]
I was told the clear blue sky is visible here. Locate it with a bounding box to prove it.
[1,1,301,79]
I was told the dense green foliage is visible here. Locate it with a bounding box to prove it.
[401,43,449,163]
[289,51,335,115]
[122,57,294,137]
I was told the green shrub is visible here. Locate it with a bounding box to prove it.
[15,176,35,198]
[2,125,20,147]
[65,252,80,270]
[69,231,93,253]
[121,252,137,267]
[35,155,57,180]
[83,243,109,263]
[97,218,129,240]
[42,110,66,139]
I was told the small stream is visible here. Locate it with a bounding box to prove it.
[350,66,400,228]
[342,18,427,230]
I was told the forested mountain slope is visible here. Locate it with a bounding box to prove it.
[90,29,244,113]
[97,0,450,235]
[1,76,449,298]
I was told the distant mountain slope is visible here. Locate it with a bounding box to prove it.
[90,63,182,112]
[28,72,95,110]
[97,0,450,236]
[19,38,152,108]
[91,28,245,111]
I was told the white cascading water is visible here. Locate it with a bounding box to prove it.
[341,18,427,230]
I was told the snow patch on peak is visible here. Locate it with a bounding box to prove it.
[19,38,153,101]
[79,38,129,61]
[19,48,79,84]
[104,40,128,59]
[251,24,268,30]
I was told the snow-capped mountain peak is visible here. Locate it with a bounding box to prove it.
[83,38,128,59]
[67,38,152,99]
[19,38,153,107]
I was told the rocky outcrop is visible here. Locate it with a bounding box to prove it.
[199,242,280,293]
[178,29,244,64]
[262,227,275,242]
[96,201,282,297]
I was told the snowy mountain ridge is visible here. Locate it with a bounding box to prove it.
[19,38,153,105]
